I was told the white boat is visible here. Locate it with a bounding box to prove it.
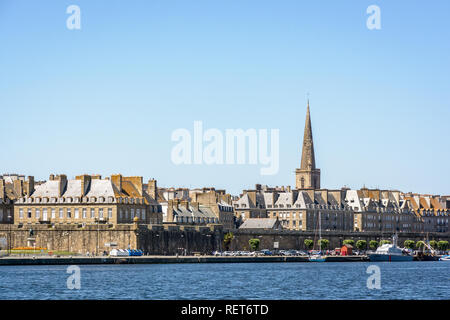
[109,249,129,257]
[368,234,413,262]
[309,254,326,262]
[439,255,450,261]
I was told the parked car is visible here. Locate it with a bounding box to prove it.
[285,250,297,256]
[260,249,273,256]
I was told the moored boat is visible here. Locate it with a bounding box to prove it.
[439,255,450,261]
[368,234,414,262]
[309,254,326,262]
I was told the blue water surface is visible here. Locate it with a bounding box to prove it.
[0,261,448,300]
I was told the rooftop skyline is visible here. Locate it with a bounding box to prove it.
[1,1,449,196]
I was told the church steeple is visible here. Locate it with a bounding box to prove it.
[300,100,316,170]
[296,100,321,190]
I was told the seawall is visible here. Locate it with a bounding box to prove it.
[0,255,372,265]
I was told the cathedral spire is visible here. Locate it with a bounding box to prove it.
[295,100,320,190]
[300,100,316,170]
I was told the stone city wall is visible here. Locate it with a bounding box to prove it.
[1,224,447,254]
[229,229,450,251]
[0,223,224,255]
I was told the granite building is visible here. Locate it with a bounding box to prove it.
[13,174,162,226]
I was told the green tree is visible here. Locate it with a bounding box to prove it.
[430,240,438,249]
[438,241,449,252]
[223,232,234,250]
[318,239,329,250]
[304,239,314,250]
[248,239,260,252]
[369,240,379,249]
[380,240,391,246]
[416,241,425,249]
[356,240,367,251]
[403,240,415,249]
[343,239,355,247]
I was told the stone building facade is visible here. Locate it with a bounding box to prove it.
[189,188,236,230]
[346,188,423,233]
[13,174,162,226]
[402,193,449,233]
[233,185,354,232]
[0,174,32,224]
[159,187,235,229]
[164,199,219,225]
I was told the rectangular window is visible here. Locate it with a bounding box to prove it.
[91,208,95,218]
[108,208,112,219]
[99,208,103,218]
[82,208,87,219]
[131,209,135,217]
[19,209,23,219]
[59,208,63,219]
[35,209,40,219]
[51,209,56,219]
[43,208,48,221]
[67,209,71,219]
[75,208,79,219]
[136,209,141,219]
[142,210,146,220]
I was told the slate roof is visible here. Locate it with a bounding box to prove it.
[239,218,281,230]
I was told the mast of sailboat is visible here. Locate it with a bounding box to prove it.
[319,210,322,241]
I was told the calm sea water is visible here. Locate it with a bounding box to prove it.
[0,261,448,300]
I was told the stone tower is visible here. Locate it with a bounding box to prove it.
[295,101,321,190]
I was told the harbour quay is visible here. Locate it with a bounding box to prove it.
[0,255,370,266]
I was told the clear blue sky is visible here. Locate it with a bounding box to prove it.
[1,0,449,196]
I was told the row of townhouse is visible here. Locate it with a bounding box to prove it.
[233,185,449,234]
[233,185,354,232]
[346,189,423,233]
[158,187,236,230]
[1,174,237,229]
[1,173,163,226]
[402,192,449,233]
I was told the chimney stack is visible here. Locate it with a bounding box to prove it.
[192,201,200,211]
[148,179,157,200]
[111,174,122,192]
[0,179,5,199]
[181,200,189,210]
[26,176,34,196]
[123,176,143,196]
[57,174,67,197]
[13,179,23,197]
[76,174,91,197]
